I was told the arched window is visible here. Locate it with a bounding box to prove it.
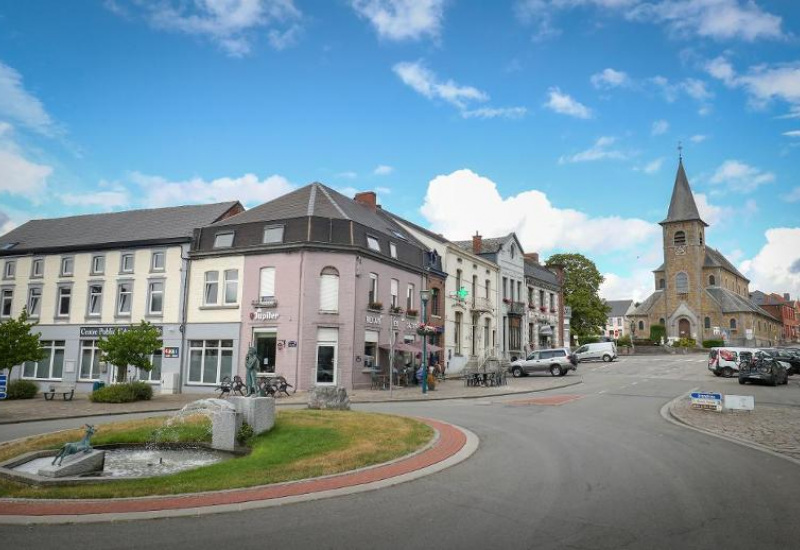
[699,231,703,245]
[675,272,689,293]
[319,267,339,313]
[674,231,686,245]
[730,318,737,330]
[658,278,665,290]
[659,318,665,325]
[704,317,710,329]
[708,275,715,286]
[638,320,644,331]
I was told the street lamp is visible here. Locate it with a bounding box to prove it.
[420,289,430,394]
[388,309,399,398]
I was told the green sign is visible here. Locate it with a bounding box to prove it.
[457,287,469,299]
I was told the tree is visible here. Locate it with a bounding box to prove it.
[97,321,162,383]
[546,253,609,340]
[0,309,45,378]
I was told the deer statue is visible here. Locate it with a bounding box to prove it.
[52,424,96,466]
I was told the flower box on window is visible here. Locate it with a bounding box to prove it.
[368,301,383,311]
[389,306,404,314]
[416,323,438,336]
[540,306,547,312]
[406,309,418,317]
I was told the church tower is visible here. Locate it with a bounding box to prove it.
[657,158,707,339]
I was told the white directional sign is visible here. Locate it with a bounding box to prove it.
[724,395,754,411]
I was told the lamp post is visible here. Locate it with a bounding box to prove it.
[420,289,430,394]
[389,310,398,398]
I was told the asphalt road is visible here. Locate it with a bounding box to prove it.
[3,355,799,550]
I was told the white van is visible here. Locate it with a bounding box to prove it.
[707,347,758,377]
[574,342,617,363]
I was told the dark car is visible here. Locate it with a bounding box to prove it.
[761,348,800,376]
[738,351,789,386]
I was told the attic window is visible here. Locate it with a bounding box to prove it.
[263,225,284,244]
[390,230,406,240]
[1,243,16,250]
[389,242,397,259]
[214,232,234,248]
[367,236,381,252]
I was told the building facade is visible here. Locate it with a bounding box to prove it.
[750,291,796,344]
[603,299,635,339]
[524,253,565,349]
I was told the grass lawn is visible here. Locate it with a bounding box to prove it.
[0,410,433,499]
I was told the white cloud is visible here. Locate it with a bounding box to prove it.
[267,23,302,50]
[600,269,657,303]
[544,87,592,119]
[643,158,664,174]
[709,160,775,193]
[58,190,130,211]
[690,134,708,143]
[128,171,295,208]
[336,171,358,179]
[420,168,658,255]
[0,210,15,236]
[460,107,528,119]
[682,78,713,100]
[559,136,626,164]
[706,57,800,111]
[781,187,800,203]
[590,68,631,89]
[693,192,732,226]
[351,0,445,41]
[782,130,800,137]
[373,165,394,176]
[393,61,488,109]
[375,186,391,194]
[652,119,669,135]
[0,123,52,201]
[740,228,800,298]
[0,60,56,136]
[112,0,302,57]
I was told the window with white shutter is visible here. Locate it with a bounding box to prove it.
[390,279,399,308]
[319,267,339,313]
[260,267,276,301]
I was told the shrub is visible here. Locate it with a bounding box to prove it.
[649,324,666,342]
[702,339,724,348]
[90,381,153,403]
[675,337,697,348]
[5,379,38,399]
[633,338,654,346]
[617,335,632,347]
[580,336,600,345]
[236,422,254,445]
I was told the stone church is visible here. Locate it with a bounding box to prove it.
[628,159,781,346]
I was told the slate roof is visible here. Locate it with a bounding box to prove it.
[451,235,508,255]
[660,160,707,226]
[705,287,776,318]
[0,202,240,255]
[630,291,663,315]
[751,291,789,306]
[605,299,634,318]
[704,247,748,281]
[524,260,559,287]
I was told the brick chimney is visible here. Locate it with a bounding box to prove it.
[472,232,482,254]
[524,252,540,264]
[354,191,377,210]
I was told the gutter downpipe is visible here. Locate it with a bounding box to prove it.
[178,242,192,394]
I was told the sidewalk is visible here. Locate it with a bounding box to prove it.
[0,375,581,425]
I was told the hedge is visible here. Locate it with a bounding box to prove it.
[5,379,38,399]
[649,324,666,342]
[89,381,153,403]
[702,339,724,348]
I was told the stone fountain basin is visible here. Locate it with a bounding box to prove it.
[0,443,248,487]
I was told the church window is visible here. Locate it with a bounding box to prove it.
[708,275,715,286]
[730,318,737,330]
[704,317,710,329]
[658,278,665,290]
[675,272,689,293]
[673,231,686,246]
[638,320,644,331]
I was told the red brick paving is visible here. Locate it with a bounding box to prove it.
[507,394,583,406]
[0,418,465,517]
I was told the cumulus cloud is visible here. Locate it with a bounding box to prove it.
[652,119,669,135]
[58,190,130,211]
[108,0,303,57]
[373,165,394,176]
[706,56,800,112]
[643,157,665,174]
[420,168,658,255]
[600,269,658,303]
[693,192,732,226]
[544,87,592,118]
[0,211,14,236]
[559,136,626,164]
[0,123,52,201]
[709,160,775,193]
[740,228,800,298]
[351,0,445,41]
[591,68,631,89]
[781,187,800,203]
[461,107,528,119]
[782,130,800,137]
[0,60,57,136]
[690,134,708,143]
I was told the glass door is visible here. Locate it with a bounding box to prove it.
[254,331,277,373]
[316,343,336,384]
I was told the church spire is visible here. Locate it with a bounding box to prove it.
[659,157,708,227]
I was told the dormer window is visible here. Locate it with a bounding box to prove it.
[367,236,381,252]
[214,232,234,249]
[673,231,686,246]
[263,225,284,244]
[389,242,397,259]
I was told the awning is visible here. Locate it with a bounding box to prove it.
[539,326,554,336]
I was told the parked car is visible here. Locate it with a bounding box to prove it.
[707,347,757,377]
[738,351,789,386]
[509,348,578,377]
[574,342,617,363]
[760,348,800,376]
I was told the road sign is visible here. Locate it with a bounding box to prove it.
[0,373,7,400]
[691,391,722,412]
[724,395,754,411]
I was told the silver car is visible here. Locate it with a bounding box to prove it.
[509,348,578,378]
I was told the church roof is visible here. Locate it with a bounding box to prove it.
[704,247,749,282]
[705,287,776,318]
[629,291,663,315]
[660,160,708,227]
[605,300,634,317]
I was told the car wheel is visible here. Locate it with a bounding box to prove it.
[722,367,734,378]
[602,354,611,362]
[511,367,523,378]
[550,365,563,377]
[712,371,721,377]
[770,375,778,387]
[738,378,746,385]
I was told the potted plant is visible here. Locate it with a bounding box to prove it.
[406,308,418,317]
[416,323,437,336]
[389,306,404,314]
[368,301,383,311]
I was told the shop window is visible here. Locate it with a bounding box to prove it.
[23,340,65,380]
[188,340,233,385]
[79,340,101,380]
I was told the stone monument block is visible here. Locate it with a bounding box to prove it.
[212,409,238,451]
[307,386,350,410]
[38,450,105,478]
[229,396,275,435]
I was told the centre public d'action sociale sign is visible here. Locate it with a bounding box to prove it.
[79,325,164,338]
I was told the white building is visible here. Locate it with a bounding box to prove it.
[603,299,635,339]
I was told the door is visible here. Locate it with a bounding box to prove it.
[678,318,691,338]
[316,343,336,384]
[253,331,277,373]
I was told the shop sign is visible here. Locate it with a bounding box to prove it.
[366,314,382,325]
[80,325,163,338]
[252,298,278,308]
[287,341,297,348]
[251,309,280,321]
[163,347,179,358]
[690,392,722,412]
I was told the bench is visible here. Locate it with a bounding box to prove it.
[44,383,76,401]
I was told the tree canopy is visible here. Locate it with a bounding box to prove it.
[97,321,162,383]
[546,253,610,340]
[0,309,45,377]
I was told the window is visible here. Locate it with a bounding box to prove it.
[27,287,42,317]
[510,244,515,258]
[730,318,737,330]
[151,251,165,272]
[518,282,523,302]
[502,277,508,299]
[406,283,415,311]
[704,316,711,329]
[539,289,545,306]
[675,272,689,293]
[454,312,462,355]
[204,271,219,305]
[188,340,234,385]
[79,340,102,380]
[658,278,665,290]
[259,267,275,301]
[87,284,103,316]
[60,256,74,276]
[549,292,555,311]
[638,320,644,331]
[224,269,238,305]
[1,289,12,317]
[121,253,134,273]
[389,242,397,259]
[390,278,399,308]
[91,255,105,275]
[23,340,65,380]
[472,275,477,305]
[708,275,716,286]
[263,225,284,244]
[659,318,666,325]
[431,288,440,316]
[319,267,339,313]
[456,269,462,299]
[366,236,381,252]
[368,273,378,304]
[485,279,490,299]
[117,282,132,315]
[3,260,15,279]
[138,346,162,382]
[674,231,686,245]
[214,232,234,248]
[31,258,43,278]
[315,328,338,385]
[57,286,71,316]
[148,281,164,314]
[699,231,703,245]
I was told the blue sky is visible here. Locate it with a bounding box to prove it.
[1,1,799,301]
